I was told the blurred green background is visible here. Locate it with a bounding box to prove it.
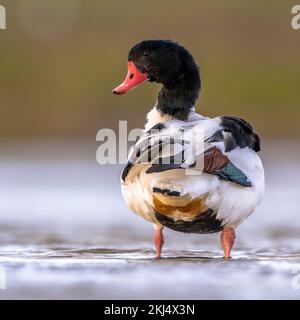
[0,0,299,138]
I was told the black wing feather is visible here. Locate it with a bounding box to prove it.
[221,116,261,152]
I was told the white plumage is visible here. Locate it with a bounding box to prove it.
[121,107,265,229]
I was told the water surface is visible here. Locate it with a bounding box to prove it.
[0,141,299,299]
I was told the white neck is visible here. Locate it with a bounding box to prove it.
[144,105,173,131]
[144,105,205,131]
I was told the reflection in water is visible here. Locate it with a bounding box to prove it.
[0,141,300,299]
[1,245,300,299]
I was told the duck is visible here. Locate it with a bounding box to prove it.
[112,39,265,259]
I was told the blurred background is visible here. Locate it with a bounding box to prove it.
[0,0,300,299]
[1,0,300,137]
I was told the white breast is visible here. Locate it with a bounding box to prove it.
[121,167,158,224]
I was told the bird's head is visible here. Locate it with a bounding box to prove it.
[113,39,200,94]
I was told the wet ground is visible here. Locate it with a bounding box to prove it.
[0,140,300,299]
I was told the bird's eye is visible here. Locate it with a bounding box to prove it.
[143,52,149,56]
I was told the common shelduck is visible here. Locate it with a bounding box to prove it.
[113,40,265,259]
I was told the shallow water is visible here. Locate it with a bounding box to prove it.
[0,140,300,299]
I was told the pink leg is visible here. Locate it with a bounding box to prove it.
[154,228,165,259]
[220,227,236,259]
